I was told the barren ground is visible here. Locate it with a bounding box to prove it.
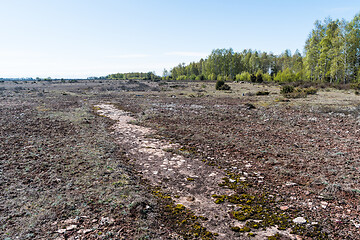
[1,80,360,239]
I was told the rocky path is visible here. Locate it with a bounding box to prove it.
[95,103,297,239]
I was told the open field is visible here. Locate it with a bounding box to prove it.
[1,79,360,239]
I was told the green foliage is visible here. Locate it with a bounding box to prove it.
[215,80,231,90]
[226,75,234,81]
[256,72,263,83]
[195,74,205,81]
[189,74,197,80]
[236,72,251,82]
[262,73,272,82]
[217,75,224,81]
[167,13,360,86]
[176,75,188,81]
[350,82,360,90]
[280,85,295,94]
[250,74,256,82]
[275,68,296,82]
[303,87,318,95]
[215,79,224,89]
[281,85,317,98]
[208,73,217,81]
[107,72,159,80]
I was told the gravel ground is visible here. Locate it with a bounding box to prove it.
[1,79,360,239]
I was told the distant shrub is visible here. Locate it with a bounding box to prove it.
[287,91,308,98]
[350,83,360,90]
[280,85,294,94]
[208,73,217,81]
[281,85,317,98]
[195,74,205,81]
[236,72,251,82]
[250,74,256,83]
[256,91,270,96]
[262,73,272,82]
[226,75,234,81]
[275,68,295,82]
[217,75,225,81]
[256,72,263,83]
[215,80,231,90]
[303,87,317,95]
[215,80,224,89]
[176,75,188,81]
[189,74,197,80]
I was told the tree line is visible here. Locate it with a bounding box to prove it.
[106,72,160,80]
[167,13,360,84]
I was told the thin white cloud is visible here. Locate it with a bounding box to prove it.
[0,50,49,58]
[107,54,150,59]
[164,51,208,58]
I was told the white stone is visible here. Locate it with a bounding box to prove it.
[293,217,307,224]
[64,218,77,225]
[57,229,66,234]
[66,225,77,231]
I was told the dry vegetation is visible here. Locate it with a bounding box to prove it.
[1,79,360,239]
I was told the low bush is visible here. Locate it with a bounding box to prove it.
[256,73,263,83]
[235,72,251,82]
[280,85,294,94]
[256,91,270,96]
[303,87,317,95]
[250,74,256,83]
[215,80,231,90]
[281,85,317,98]
[285,90,308,98]
[195,74,205,81]
[350,83,360,90]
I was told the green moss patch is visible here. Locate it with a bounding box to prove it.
[214,174,328,239]
[151,187,216,239]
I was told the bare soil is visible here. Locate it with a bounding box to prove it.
[1,79,360,239]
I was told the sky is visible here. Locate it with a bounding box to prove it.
[0,0,360,78]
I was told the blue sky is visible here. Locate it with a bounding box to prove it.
[0,0,360,78]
